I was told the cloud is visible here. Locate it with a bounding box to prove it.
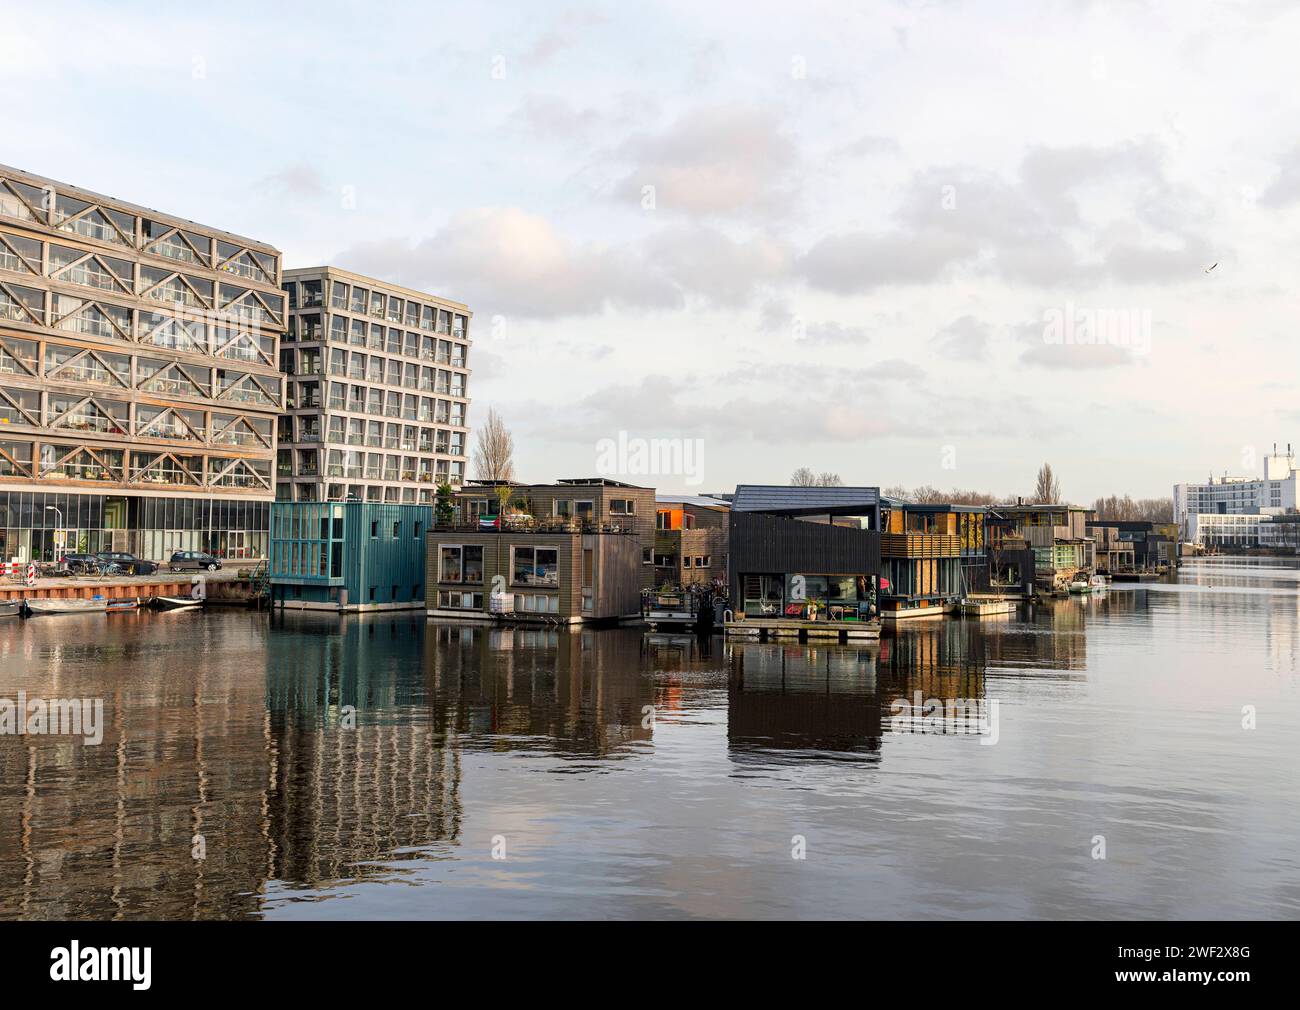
[333,207,681,319]
[611,105,797,217]
[334,210,792,318]
[933,315,991,361]
[1012,318,1138,370]
[799,140,1215,294]
[1259,143,1300,208]
[258,164,326,199]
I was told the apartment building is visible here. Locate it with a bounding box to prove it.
[1173,445,1298,543]
[0,165,284,562]
[277,266,471,504]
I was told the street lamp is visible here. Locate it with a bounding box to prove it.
[45,505,63,564]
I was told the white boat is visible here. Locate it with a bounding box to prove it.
[1068,574,1108,594]
[25,598,108,615]
[153,596,202,610]
[0,600,21,618]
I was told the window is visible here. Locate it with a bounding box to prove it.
[642,547,653,565]
[413,521,422,540]
[610,499,635,515]
[683,557,692,568]
[370,520,378,538]
[392,521,401,539]
[439,544,483,583]
[512,546,558,586]
[697,555,710,567]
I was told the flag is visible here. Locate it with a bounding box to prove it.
[478,515,500,530]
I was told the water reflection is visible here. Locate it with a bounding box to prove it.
[2,563,1298,920]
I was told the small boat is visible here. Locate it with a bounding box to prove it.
[153,596,202,610]
[1068,574,1108,594]
[0,600,21,618]
[25,598,108,615]
[106,598,140,613]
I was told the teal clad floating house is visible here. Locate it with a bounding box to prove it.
[270,501,432,612]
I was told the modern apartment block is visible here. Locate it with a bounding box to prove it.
[1173,445,1299,544]
[0,165,285,563]
[277,267,471,505]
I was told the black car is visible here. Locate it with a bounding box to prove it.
[95,551,159,576]
[169,551,222,573]
[61,553,101,574]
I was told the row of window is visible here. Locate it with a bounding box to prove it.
[289,312,468,364]
[286,277,466,339]
[0,246,284,321]
[0,182,279,279]
[285,349,467,396]
[463,497,637,518]
[280,417,462,451]
[285,381,463,422]
[277,481,462,503]
[0,438,271,488]
[279,448,460,482]
[0,284,281,355]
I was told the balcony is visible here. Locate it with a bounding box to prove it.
[880,533,962,558]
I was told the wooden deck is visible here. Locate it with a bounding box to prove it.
[724,617,880,641]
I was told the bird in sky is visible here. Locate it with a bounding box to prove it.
[1205,262,1218,273]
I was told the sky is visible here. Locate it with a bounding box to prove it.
[4,0,1299,499]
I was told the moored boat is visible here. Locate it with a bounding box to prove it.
[25,598,108,615]
[153,596,202,610]
[106,598,141,613]
[0,600,21,618]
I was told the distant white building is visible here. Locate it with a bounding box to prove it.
[1174,445,1299,544]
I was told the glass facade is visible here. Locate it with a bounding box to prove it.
[0,490,268,563]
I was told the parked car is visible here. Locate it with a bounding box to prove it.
[61,553,100,574]
[95,551,158,576]
[169,551,222,573]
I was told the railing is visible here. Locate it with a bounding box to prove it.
[880,533,963,558]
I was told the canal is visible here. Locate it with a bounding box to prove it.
[1,557,1297,919]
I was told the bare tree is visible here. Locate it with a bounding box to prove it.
[1092,494,1174,522]
[1033,463,1061,504]
[792,467,843,487]
[473,408,515,482]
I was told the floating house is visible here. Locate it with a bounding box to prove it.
[1087,519,1178,574]
[652,492,730,589]
[878,500,988,616]
[453,477,656,588]
[990,503,1095,590]
[269,500,432,611]
[726,485,881,637]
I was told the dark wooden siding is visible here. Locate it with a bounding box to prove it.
[728,513,880,604]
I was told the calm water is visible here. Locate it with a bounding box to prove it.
[1,557,1298,920]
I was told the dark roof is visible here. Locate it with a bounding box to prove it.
[731,484,880,515]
